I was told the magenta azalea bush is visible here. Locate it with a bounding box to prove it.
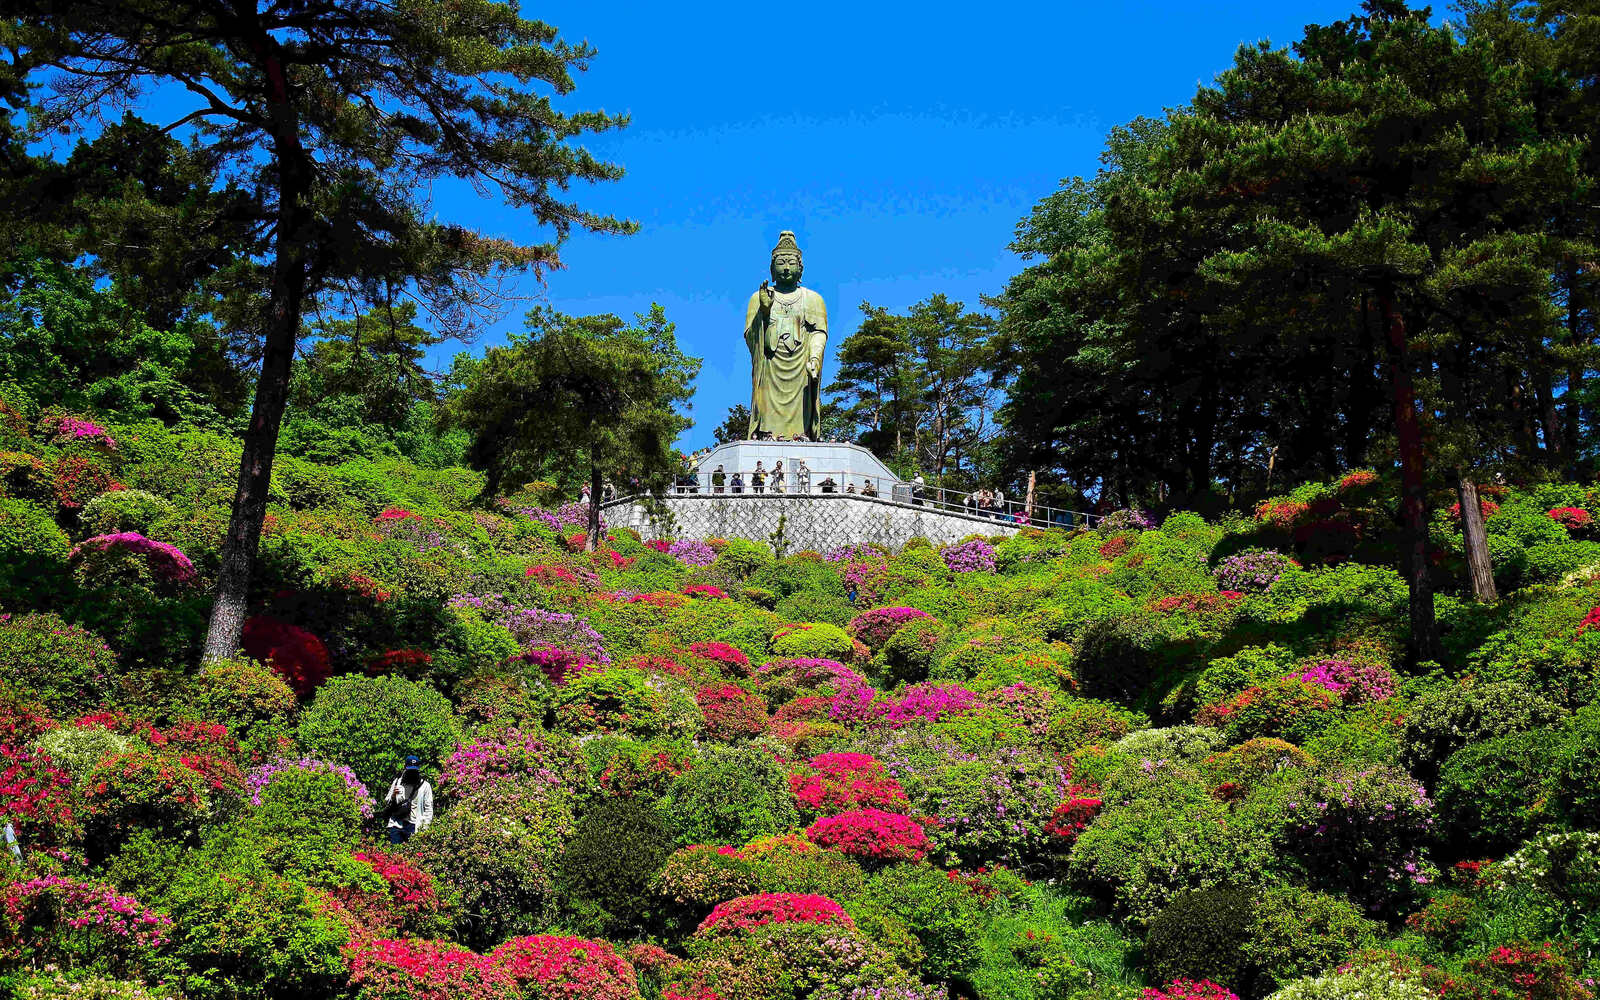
[1293,659,1396,704]
[70,532,197,585]
[805,808,928,862]
[846,606,933,650]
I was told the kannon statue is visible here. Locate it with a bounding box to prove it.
[745,231,827,441]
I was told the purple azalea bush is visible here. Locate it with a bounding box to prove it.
[941,539,997,574]
[1213,549,1297,592]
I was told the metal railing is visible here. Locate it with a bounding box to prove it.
[624,469,1099,529]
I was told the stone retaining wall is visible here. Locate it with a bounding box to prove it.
[603,493,1020,551]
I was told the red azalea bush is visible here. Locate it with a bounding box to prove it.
[1547,507,1593,532]
[696,892,854,936]
[82,751,234,847]
[1455,941,1590,1000]
[788,752,909,816]
[683,584,729,600]
[687,642,751,675]
[805,808,928,862]
[343,851,448,935]
[695,685,769,741]
[1098,535,1132,559]
[1339,469,1379,492]
[1255,498,1310,529]
[488,935,640,999]
[346,937,519,1000]
[1450,497,1501,520]
[846,606,934,651]
[0,745,75,840]
[367,648,435,677]
[1143,981,1240,1000]
[242,615,333,699]
[1150,593,1243,616]
[1043,796,1103,847]
[1579,606,1600,634]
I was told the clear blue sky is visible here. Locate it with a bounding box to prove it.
[441,1,1366,450]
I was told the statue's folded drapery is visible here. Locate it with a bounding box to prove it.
[744,287,827,440]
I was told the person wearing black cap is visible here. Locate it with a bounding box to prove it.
[383,755,434,844]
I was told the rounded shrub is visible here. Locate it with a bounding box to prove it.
[34,725,132,783]
[550,668,702,741]
[1243,885,1379,992]
[1549,703,1600,825]
[558,796,674,935]
[295,674,461,793]
[80,490,175,536]
[176,657,296,755]
[0,496,71,605]
[1143,885,1257,994]
[413,798,565,949]
[1399,679,1563,777]
[769,621,859,662]
[0,611,118,715]
[1071,615,1161,704]
[1436,726,1563,854]
[660,742,799,847]
[859,862,984,983]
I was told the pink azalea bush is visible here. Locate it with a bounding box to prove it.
[346,936,519,1000]
[1293,659,1397,704]
[1,876,172,964]
[878,683,979,727]
[1143,980,1240,1000]
[697,893,854,935]
[489,935,640,999]
[788,753,910,815]
[805,808,929,862]
[847,606,934,650]
[436,729,573,801]
[70,532,197,585]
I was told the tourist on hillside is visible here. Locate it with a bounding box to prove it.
[846,482,858,494]
[911,474,925,506]
[992,488,1006,520]
[579,482,591,505]
[771,461,785,493]
[752,461,767,494]
[384,755,434,845]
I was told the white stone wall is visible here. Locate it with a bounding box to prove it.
[603,493,1020,551]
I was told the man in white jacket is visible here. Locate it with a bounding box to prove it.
[384,755,434,844]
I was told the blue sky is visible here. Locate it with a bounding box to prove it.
[451,0,1368,449]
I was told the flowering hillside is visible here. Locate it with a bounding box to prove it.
[3,413,1600,1000]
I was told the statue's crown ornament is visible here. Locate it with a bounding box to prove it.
[770,230,802,262]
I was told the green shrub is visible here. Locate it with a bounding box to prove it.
[1262,967,1433,1000]
[412,798,563,949]
[874,616,945,686]
[549,667,702,741]
[0,611,117,716]
[769,621,858,661]
[1399,678,1564,777]
[1436,727,1563,854]
[0,496,71,605]
[1045,700,1148,753]
[1143,884,1257,994]
[1193,645,1298,706]
[1550,703,1600,826]
[1071,615,1162,705]
[660,741,798,847]
[712,538,773,580]
[147,866,349,1000]
[236,763,366,883]
[11,973,179,1000]
[858,863,984,983]
[34,725,132,783]
[772,589,855,625]
[79,490,175,536]
[1244,885,1379,991]
[295,674,461,793]
[176,657,297,754]
[558,795,674,935]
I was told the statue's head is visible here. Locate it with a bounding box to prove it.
[769,230,803,290]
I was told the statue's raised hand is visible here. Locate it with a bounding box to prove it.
[758,281,774,313]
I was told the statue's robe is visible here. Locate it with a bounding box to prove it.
[744,286,827,440]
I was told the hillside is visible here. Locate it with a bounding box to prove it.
[3,410,1600,1000]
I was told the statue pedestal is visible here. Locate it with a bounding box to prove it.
[689,440,903,499]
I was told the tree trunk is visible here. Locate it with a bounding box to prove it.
[201,69,312,664]
[1025,469,1037,522]
[1534,371,1562,465]
[1378,286,1441,662]
[585,456,602,552]
[1455,469,1497,602]
[1566,266,1585,469]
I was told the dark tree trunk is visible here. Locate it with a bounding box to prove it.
[1455,470,1498,602]
[201,57,312,664]
[1378,287,1441,663]
[1534,371,1562,465]
[585,456,603,552]
[1566,267,1586,469]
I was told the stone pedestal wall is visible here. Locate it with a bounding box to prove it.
[603,493,1020,551]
